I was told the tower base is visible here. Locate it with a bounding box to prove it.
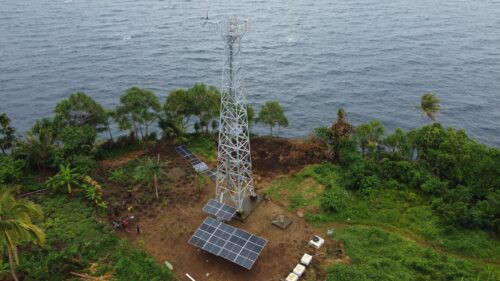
[222,193,263,221]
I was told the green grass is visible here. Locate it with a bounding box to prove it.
[327,226,499,281]
[186,134,217,161]
[264,163,500,268]
[263,164,337,211]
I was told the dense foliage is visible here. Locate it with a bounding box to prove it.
[334,122,499,232]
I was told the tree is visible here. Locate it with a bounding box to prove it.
[0,113,16,155]
[330,108,355,160]
[419,92,441,122]
[54,92,107,132]
[104,109,116,142]
[383,128,409,157]
[59,125,97,158]
[257,101,288,136]
[115,87,161,139]
[246,105,255,128]
[163,88,192,130]
[134,155,167,199]
[354,120,385,156]
[0,188,45,281]
[15,118,58,170]
[158,113,187,143]
[46,164,82,194]
[188,83,220,134]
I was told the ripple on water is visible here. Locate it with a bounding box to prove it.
[0,0,499,146]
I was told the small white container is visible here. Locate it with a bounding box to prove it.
[293,264,306,277]
[300,253,313,266]
[309,235,325,249]
[285,273,299,281]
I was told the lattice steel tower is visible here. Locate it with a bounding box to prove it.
[215,18,256,213]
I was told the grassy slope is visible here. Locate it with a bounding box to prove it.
[18,195,173,281]
[262,163,500,281]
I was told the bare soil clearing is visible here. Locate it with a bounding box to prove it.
[251,137,327,178]
[100,138,344,281]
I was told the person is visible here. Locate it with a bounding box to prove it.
[122,219,130,232]
[136,224,141,234]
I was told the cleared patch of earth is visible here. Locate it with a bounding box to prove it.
[100,138,348,281]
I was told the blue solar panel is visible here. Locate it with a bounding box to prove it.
[202,199,237,221]
[188,217,267,269]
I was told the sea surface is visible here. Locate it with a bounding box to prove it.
[1,0,499,146]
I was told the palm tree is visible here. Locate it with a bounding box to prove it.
[0,188,45,281]
[46,164,82,194]
[419,93,441,122]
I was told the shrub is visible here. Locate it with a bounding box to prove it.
[321,188,347,212]
[108,168,128,184]
[0,155,24,184]
[71,155,96,175]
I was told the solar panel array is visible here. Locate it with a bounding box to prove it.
[203,199,237,221]
[189,217,267,269]
[176,146,218,178]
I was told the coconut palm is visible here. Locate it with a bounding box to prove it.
[0,188,45,281]
[419,93,441,122]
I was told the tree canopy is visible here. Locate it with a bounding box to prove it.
[163,83,220,134]
[115,87,161,139]
[257,101,288,135]
[54,92,107,131]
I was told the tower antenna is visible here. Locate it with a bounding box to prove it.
[210,18,256,213]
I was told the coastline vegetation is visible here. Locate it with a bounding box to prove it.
[0,86,498,280]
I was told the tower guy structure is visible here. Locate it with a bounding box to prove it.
[215,18,256,213]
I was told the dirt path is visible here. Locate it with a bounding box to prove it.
[326,221,500,266]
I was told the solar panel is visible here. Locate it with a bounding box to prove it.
[202,199,237,221]
[193,162,209,172]
[175,146,192,157]
[188,217,267,269]
[205,168,219,181]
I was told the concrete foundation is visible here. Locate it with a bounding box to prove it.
[222,193,263,221]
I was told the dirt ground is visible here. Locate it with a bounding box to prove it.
[251,137,327,178]
[101,138,346,281]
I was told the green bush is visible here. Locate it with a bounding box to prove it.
[71,154,97,175]
[111,242,173,281]
[321,187,347,212]
[0,155,24,184]
[108,168,128,184]
[60,125,97,158]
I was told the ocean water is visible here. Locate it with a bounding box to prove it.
[1,0,499,146]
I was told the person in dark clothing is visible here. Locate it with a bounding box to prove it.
[136,224,141,234]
